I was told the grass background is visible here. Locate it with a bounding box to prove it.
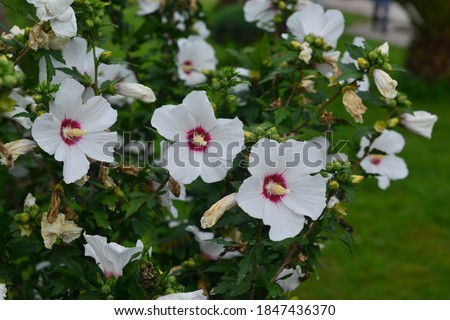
[1,0,449,299]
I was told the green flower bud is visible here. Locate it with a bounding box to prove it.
[368,51,378,61]
[14,213,30,225]
[84,19,94,28]
[99,51,112,64]
[357,58,370,70]
[328,180,339,190]
[101,284,111,295]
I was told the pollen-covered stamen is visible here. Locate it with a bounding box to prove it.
[370,154,384,165]
[265,180,290,196]
[186,126,211,152]
[262,173,289,203]
[182,61,194,75]
[60,119,86,145]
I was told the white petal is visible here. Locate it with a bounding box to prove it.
[50,8,77,38]
[208,117,245,160]
[182,91,216,130]
[151,104,195,141]
[137,0,160,16]
[76,131,117,162]
[3,107,33,129]
[282,174,327,220]
[247,139,283,177]
[358,136,371,158]
[244,0,271,22]
[376,175,390,190]
[401,111,438,139]
[264,201,306,241]
[377,155,408,180]
[165,142,202,184]
[80,96,117,132]
[321,9,345,48]
[236,176,266,219]
[199,156,231,183]
[31,113,61,155]
[62,146,90,184]
[371,130,405,154]
[157,290,206,300]
[52,78,85,120]
[84,233,109,272]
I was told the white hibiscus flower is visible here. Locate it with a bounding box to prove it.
[26,0,77,38]
[358,130,408,189]
[373,69,397,101]
[186,225,241,260]
[176,36,217,86]
[3,89,34,129]
[236,138,327,241]
[287,3,345,49]
[84,233,144,279]
[157,289,207,300]
[151,91,244,184]
[401,111,438,139]
[276,266,304,292]
[137,0,162,16]
[244,0,278,32]
[31,78,118,184]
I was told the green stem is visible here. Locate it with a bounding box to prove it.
[248,220,262,300]
[92,44,99,95]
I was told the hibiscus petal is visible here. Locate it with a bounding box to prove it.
[80,96,117,132]
[62,145,90,183]
[31,113,61,155]
[371,130,405,154]
[165,142,202,184]
[182,91,216,129]
[322,9,345,48]
[151,104,195,141]
[199,156,231,183]
[51,78,84,120]
[208,117,245,160]
[50,8,77,38]
[77,131,118,162]
[264,201,306,241]
[236,176,266,219]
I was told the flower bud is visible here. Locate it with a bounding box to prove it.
[278,1,286,9]
[99,51,112,64]
[290,40,301,50]
[377,42,389,55]
[328,180,339,190]
[248,70,261,81]
[168,176,181,198]
[350,175,364,184]
[342,90,367,123]
[373,69,397,101]
[48,185,62,223]
[368,51,378,61]
[374,120,386,133]
[386,117,399,128]
[357,57,370,70]
[200,193,237,228]
[115,83,156,103]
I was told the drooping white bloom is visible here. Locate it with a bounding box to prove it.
[41,212,83,249]
[186,225,241,260]
[359,130,408,189]
[98,64,137,106]
[236,139,327,241]
[0,139,37,168]
[276,266,304,292]
[31,78,118,184]
[244,0,278,32]
[157,289,207,300]
[373,69,397,101]
[0,283,6,300]
[84,233,144,279]
[151,91,244,184]
[201,193,237,228]
[3,89,34,129]
[287,3,345,49]
[341,36,370,91]
[136,0,162,16]
[176,36,217,86]
[401,111,438,139]
[26,0,77,38]
[115,83,156,104]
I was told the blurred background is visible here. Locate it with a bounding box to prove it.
[1,0,449,298]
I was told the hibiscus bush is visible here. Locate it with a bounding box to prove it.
[0,0,438,300]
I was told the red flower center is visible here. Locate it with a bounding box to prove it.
[186,126,211,152]
[262,173,289,203]
[370,154,384,166]
[182,61,194,75]
[60,118,83,146]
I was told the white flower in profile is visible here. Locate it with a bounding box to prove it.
[401,111,438,139]
[236,139,327,241]
[136,0,162,16]
[186,225,241,260]
[98,64,138,106]
[3,89,34,129]
[176,36,217,86]
[0,139,37,168]
[341,36,370,91]
[151,91,244,184]
[26,0,77,38]
[0,283,6,300]
[359,130,408,189]
[31,78,118,184]
[157,289,206,300]
[39,37,98,84]
[373,69,397,101]
[244,0,278,32]
[276,266,304,292]
[287,3,345,49]
[115,83,156,104]
[84,233,144,279]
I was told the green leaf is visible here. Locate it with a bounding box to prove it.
[344,43,366,60]
[55,67,86,83]
[357,91,386,107]
[336,62,364,82]
[45,54,55,82]
[237,248,253,284]
[274,107,291,125]
[91,208,110,229]
[125,197,147,219]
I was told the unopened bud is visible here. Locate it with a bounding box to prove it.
[357,57,370,70]
[168,176,181,198]
[99,51,112,64]
[350,175,364,184]
[374,120,386,133]
[48,185,63,223]
[290,40,301,50]
[328,180,339,190]
[386,117,399,128]
[248,70,261,81]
